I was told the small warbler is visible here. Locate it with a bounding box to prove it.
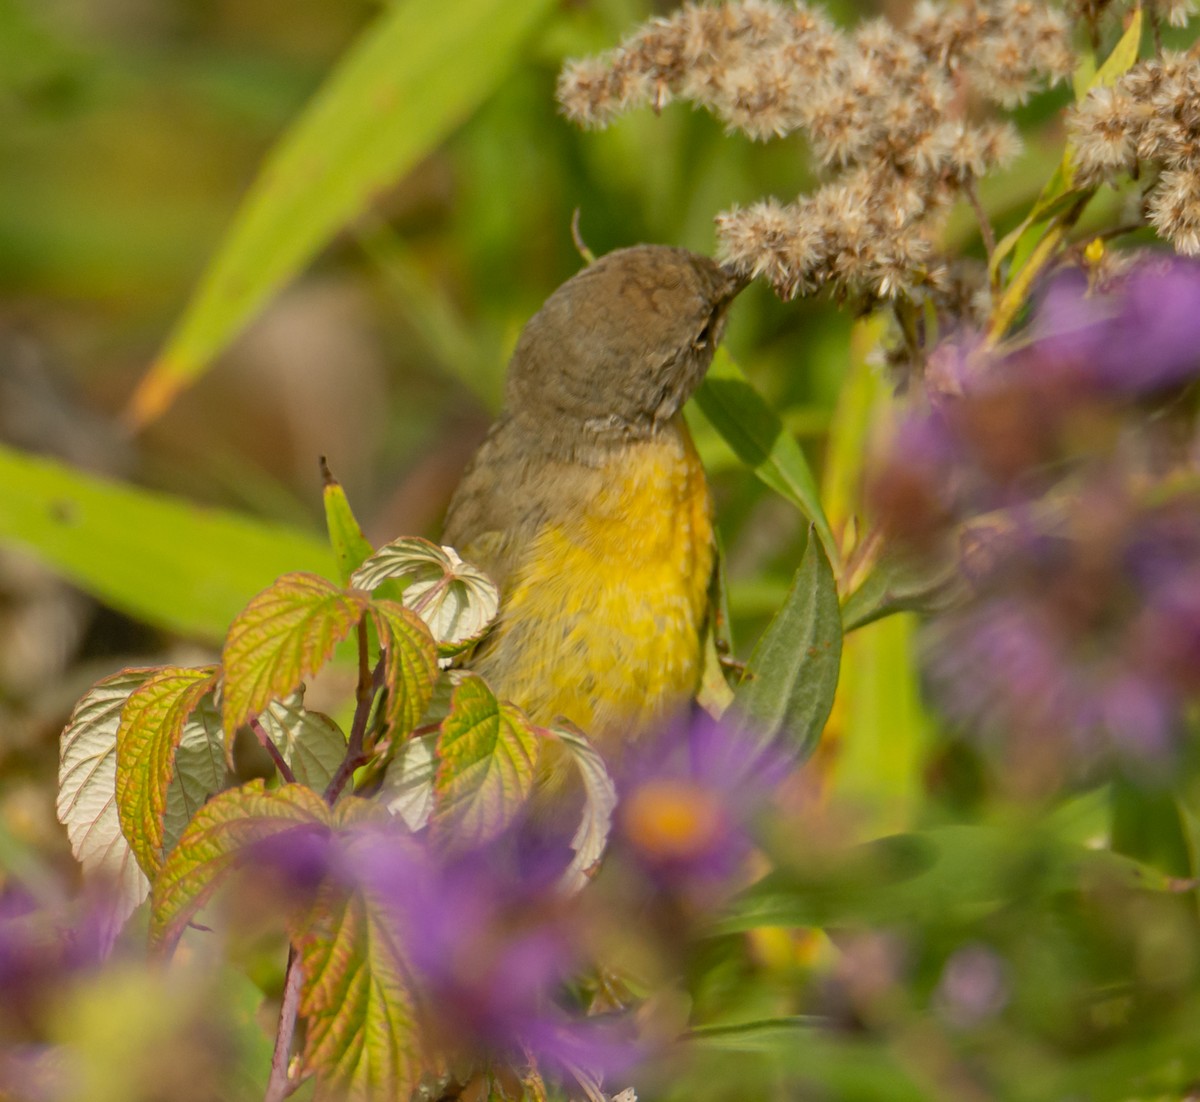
[443,245,744,748]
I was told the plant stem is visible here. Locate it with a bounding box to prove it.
[964,178,997,279]
[249,717,298,785]
[264,946,304,1102]
[324,618,385,804]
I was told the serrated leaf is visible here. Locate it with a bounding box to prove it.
[432,675,539,849]
[222,572,367,736]
[353,538,499,654]
[323,467,376,586]
[0,443,335,643]
[258,692,349,791]
[57,668,157,924]
[149,780,331,951]
[128,0,556,424]
[691,350,838,566]
[368,599,439,739]
[163,693,231,854]
[552,725,618,894]
[734,532,842,760]
[115,666,220,877]
[299,817,423,1102]
[379,733,438,832]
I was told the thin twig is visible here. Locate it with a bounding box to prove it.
[324,619,385,804]
[264,946,304,1102]
[570,208,596,265]
[963,178,997,274]
[249,717,298,785]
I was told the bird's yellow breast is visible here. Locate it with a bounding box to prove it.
[471,423,713,742]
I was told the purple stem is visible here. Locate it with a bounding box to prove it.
[324,619,385,805]
[249,716,298,785]
[264,946,304,1102]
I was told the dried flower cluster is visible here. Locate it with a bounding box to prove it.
[1070,52,1200,254]
[869,258,1200,778]
[558,0,1073,301]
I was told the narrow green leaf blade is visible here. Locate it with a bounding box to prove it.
[0,444,336,643]
[691,350,838,565]
[733,532,842,759]
[130,0,555,423]
[433,674,539,849]
[222,572,367,736]
[149,780,330,950]
[323,464,376,586]
[115,666,220,877]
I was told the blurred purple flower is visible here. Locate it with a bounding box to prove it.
[610,713,790,902]
[335,824,639,1080]
[872,254,1200,775]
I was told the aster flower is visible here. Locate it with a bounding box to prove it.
[869,256,1200,778]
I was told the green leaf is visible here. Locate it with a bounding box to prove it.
[322,463,376,586]
[433,674,539,849]
[259,691,349,792]
[129,0,555,424]
[0,443,336,643]
[367,598,439,740]
[733,532,842,760]
[840,548,962,632]
[222,572,367,736]
[149,780,331,951]
[115,666,221,877]
[299,806,423,1102]
[552,725,618,894]
[57,669,157,922]
[354,538,499,655]
[379,733,438,831]
[690,350,838,566]
[162,693,230,855]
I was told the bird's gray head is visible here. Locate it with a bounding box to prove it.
[504,245,745,446]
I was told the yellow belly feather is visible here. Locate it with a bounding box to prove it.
[472,425,713,741]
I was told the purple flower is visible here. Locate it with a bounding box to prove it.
[609,714,790,902]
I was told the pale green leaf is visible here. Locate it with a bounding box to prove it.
[368,599,439,739]
[57,669,157,922]
[354,538,499,655]
[149,780,331,950]
[552,725,618,894]
[0,443,336,643]
[259,691,349,792]
[163,694,231,855]
[222,572,367,736]
[130,0,556,423]
[115,666,220,877]
[690,350,838,565]
[379,733,438,832]
[433,674,539,849]
[734,532,842,760]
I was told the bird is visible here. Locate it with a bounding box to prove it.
[442,244,745,752]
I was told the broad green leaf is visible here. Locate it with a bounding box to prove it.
[115,666,220,877]
[299,812,423,1102]
[162,693,230,855]
[323,465,376,586]
[553,725,618,894]
[432,674,539,849]
[0,443,336,643]
[690,350,838,566]
[129,0,556,424]
[259,691,349,792]
[367,599,439,739]
[379,733,439,831]
[149,780,331,950]
[222,572,367,736]
[57,669,157,923]
[353,538,499,655]
[733,532,842,760]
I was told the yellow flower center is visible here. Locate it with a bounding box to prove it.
[622,779,725,861]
